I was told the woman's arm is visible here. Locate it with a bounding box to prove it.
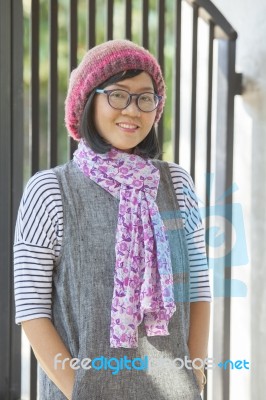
[22,318,75,399]
[188,301,210,391]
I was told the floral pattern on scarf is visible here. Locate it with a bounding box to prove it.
[74,140,176,348]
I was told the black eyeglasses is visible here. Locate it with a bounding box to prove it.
[95,89,162,112]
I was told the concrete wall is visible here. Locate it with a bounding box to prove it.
[212,1,266,399]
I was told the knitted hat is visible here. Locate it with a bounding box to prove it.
[65,39,166,140]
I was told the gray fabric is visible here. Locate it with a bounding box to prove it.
[39,160,202,399]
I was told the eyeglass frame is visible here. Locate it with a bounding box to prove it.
[95,88,163,113]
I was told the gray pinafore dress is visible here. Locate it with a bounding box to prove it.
[39,160,202,399]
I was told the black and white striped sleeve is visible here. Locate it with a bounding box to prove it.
[14,170,63,324]
[168,163,212,302]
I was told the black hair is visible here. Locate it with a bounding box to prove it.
[78,69,161,158]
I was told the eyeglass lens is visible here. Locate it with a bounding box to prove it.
[108,90,159,112]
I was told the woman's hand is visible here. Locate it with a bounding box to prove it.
[22,318,75,399]
[193,366,206,393]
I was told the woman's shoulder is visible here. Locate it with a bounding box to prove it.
[152,160,195,191]
[167,162,194,188]
[21,168,62,208]
[26,160,74,184]
[25,168,59,188]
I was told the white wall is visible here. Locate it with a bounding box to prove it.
[211,1,266,399]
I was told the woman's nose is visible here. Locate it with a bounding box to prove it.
[121,99,141,117]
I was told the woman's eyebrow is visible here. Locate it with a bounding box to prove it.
[111,82,155,91]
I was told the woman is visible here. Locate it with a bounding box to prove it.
[14,39,211,399]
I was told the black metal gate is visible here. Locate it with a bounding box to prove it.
[0,1,241,399]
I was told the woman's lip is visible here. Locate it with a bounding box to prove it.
[116,122,139,130]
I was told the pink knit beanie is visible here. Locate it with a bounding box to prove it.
[65,39,166,140]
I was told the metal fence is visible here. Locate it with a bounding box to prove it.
[0,0,242,399]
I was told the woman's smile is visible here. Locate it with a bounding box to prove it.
[116,121,140,132]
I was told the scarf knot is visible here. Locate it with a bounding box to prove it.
[74,140,176,348]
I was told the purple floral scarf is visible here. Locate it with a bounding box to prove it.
[73,139,176,348]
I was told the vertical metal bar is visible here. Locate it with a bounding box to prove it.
[156,0,165,154]
[125,0,132,40]
[213,38,236,400]
[48,0,58,167]
[29,1,40,398]
[10,0,24,397]
[69,0,78,71]
[172,0,182,164]
[31,0,40,174]
[0,1,12,398]
[106,0,114,40]
[212,38,227,400]
[141,0,149,49]
[206,21,214,194]
[88,0,96,49]
[29,350,37,400]
[69,0,78,159]
[190,3,198,181]
[223,39,236,400]
[203,20,214,400]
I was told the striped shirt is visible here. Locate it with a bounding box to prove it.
[14,163,211,324]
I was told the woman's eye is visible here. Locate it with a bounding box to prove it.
[140,95,153,103]
[111,91,126,99]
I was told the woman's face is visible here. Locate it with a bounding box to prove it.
[93,72,157,152]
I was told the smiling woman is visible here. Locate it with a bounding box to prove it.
[14,39,211,400]
[93,72,157,152]
[78,66,162,157]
